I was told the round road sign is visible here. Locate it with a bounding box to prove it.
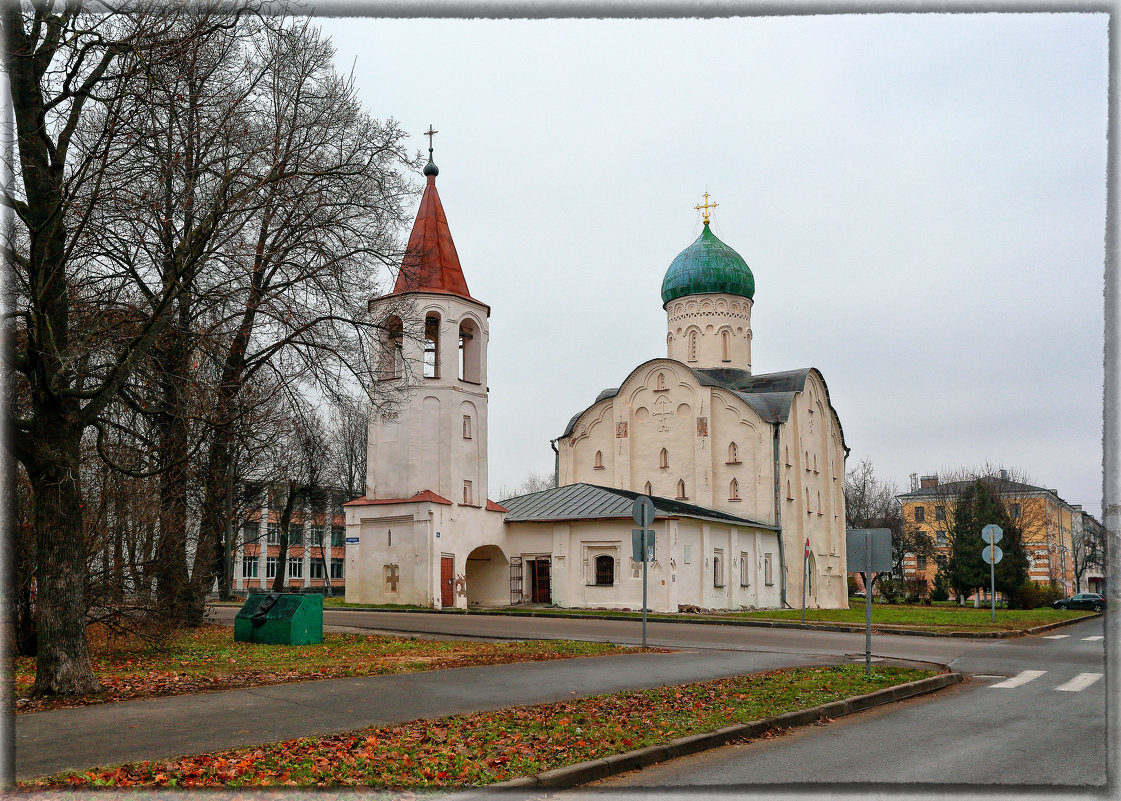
[981,544,1004,565]
[632,495,655,527]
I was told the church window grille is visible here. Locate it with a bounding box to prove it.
[721,330,731,362]
[676,479,687,499]
[644,481,653,495]
[688,330,698,362]
[727,442,740,463]
[463,415,472,439]
[595,555,614,585]
[660,448,669,469]
[740,552,750,587]
[594,450,604,469]
[463,480,473,506]
[424,314,441,378]
[713,549,724,587]
[730,478,740,501]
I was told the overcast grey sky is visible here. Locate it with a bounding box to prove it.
[314,13,1108,518]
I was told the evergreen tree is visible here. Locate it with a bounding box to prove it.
[943,480,1030,602]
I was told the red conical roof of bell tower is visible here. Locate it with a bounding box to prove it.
[392,152,475,301]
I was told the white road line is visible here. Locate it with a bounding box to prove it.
[1042,634,1070,639]
[1082,635,1104,641]
[1054,673,1103,692]
[990,670,1046,688]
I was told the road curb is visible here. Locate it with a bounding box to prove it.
[213,602,1099,640]
[449,671,963,798]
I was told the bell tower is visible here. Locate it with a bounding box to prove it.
[367,133,491,506]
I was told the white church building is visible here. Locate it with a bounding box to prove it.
[344,149,849,612]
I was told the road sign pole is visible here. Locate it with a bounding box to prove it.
[990,539,996,623]
[641,506,649,648]
[865,533,872,677]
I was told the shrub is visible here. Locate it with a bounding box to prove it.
[930,573,950,602]
[847,575,862,597]
[878,578,903,604]
[1006,582,1065,610]
[903,577,929,604]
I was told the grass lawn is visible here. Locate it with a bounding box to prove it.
[14,625,641,714]
[30,663,936,789]
[334,601,1090,633]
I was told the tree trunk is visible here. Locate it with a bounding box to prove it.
[27,421,101,696]
[153,335,193,626]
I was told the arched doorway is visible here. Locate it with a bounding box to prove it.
[465,545,509,608]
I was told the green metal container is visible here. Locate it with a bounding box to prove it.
[233,592,323,645]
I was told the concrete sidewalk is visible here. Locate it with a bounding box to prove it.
[17,646,883,780]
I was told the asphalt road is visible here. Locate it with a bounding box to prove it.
[208,605,994,666]
[542,614,1109,793]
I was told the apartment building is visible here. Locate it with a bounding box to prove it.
[896,470,1075,594]
[234,484,348,593]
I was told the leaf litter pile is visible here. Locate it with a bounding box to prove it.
[32,664,935,788]
[14,625,638,713]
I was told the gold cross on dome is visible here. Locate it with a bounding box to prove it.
[695,192,717,224]
[425,125,438,150]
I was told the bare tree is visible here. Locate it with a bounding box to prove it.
[844,457,931,580]
[2,3,257,695]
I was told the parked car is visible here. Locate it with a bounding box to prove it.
[1052,593,1106,612]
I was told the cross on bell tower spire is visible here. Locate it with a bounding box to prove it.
[695,192,717,225]
[423,124,439,177]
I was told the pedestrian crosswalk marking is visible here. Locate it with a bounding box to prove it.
[1054,673,1102,692]
[990,670,1046,688]
[1082,635,1103,641]
[1042,634,1069,639]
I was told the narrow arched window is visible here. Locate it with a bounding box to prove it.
[595,555,614,585]
[721,330,731,362]
[713,555,722,586]
[676,479,686,499]
[644,481,653,496]
[688,330,698,362]
[728,441,739,463]
[458,319,481,383]
[730,478,740,500]
[383,315,404,379]
[424,314,441,378]
[594,450,604,469]
[660,448,669,469]
[656,372,666,390]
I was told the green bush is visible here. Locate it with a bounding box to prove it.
[847,575,862,597]
[878,578,903,604]
[930,573,950,602]
[1006,582,1065,610]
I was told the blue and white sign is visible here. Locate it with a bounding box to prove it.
[345,537,359,544]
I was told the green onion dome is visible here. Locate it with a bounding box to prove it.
[660,222,755,306]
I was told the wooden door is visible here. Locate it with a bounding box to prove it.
[532,557,551,604]
[440,556,455,607]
